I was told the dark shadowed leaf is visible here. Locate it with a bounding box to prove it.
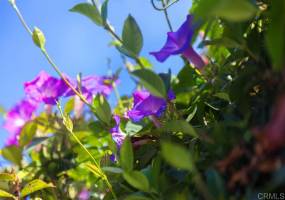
[206,169,226,200]
[125,195,152,200]
[265,0,285,71]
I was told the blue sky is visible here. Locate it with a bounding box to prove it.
[0,0,191,148]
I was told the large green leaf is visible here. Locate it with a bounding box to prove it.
[265,0,285,71]
[20,179,54,197]
[0,189,16,199]
[92,94,112,125]
[211,0,257,22]
[193,0,257,22]
[19,121,37,147]
[123,171,150,192]
[162,120,198,138]
[1,145,22,166]
[122,15,143,55]
[131,69,166,98]
[120,137,134,171]
[70,3,103,26]
[161,141,193,171]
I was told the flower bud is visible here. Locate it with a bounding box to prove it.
[32,27,46,49]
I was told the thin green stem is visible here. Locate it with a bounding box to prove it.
[41,49,92,107]
[57,103,117,199]
[112,82,124,110]
[9,3,32,35]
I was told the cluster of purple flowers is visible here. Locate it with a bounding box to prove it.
[3,14,204,149]
[3,71,117,146]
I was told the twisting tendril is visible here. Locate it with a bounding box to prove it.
[150,0,180,11]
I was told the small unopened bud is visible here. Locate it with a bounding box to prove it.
[32,27,46,49]
[8,0,16,5]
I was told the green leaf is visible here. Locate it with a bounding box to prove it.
[265,0,285,70]
[70,3,103,26]
[102,167,123,174]
[0,173,16,182]
[162,120,198,137]
[2,145,22,166]
[0,189,16,199]
[19,122,37,147]
[120,137,134,171]
[101,0,109,24]
[193,0,257,22]
[131,69,166,98]
[20,179,54,197]
[122,15,143,55]
[64,97,75,114]
[214,92,231,102]
[161,141,193,171]
[123,171,150,192]
[32,27,46,49]
[186,105,197,122]
[201,38,242,49]
[206,169,226,200]
[125,195,152,200]
[92,94,112,125]
[211,0,257,22]
[125,121,143,136]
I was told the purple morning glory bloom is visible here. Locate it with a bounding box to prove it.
[110,115,126,147]
[24,71,68,105]
[3,99,37,146]
[150,15,205,69]
[127,90,175,122]
[65,75,118,101]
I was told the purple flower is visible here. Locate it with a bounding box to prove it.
[3,99,37,146]
[24,71,68,105]
[110,115,126,147]
[65,75,118,101]
[150,15,205,69]
[127,90,175,122]
[78,188,90,200]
